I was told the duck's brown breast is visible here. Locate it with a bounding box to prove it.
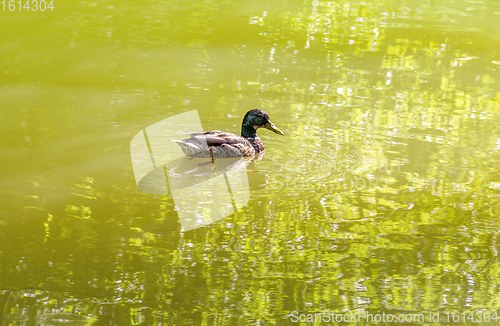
[248,137,265,153]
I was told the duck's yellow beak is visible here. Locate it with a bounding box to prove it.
[264,121,284,135]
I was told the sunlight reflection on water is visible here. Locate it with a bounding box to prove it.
[1,0,500,324]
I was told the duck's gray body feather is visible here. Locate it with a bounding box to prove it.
[173,131,264,158]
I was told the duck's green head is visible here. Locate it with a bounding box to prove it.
[241,109,284,138]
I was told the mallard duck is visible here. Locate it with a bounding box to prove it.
[173,109,284,158]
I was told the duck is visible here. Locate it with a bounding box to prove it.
[173,109,284,158]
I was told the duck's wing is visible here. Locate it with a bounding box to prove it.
[189,131,228,146]
[174,131,253,158]
[200,131,255,157]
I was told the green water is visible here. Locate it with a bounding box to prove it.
[2,0,500,325]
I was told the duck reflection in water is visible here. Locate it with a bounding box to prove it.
[138,152,264,231]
